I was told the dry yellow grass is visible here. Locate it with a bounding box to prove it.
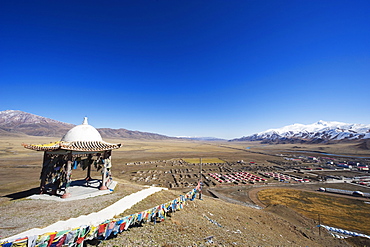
[0,136,56,159]
[102,191,347,247]
[258,188,370,235]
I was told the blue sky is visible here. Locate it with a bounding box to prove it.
[1,0,369,139]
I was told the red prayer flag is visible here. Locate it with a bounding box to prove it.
[47,233,56,247]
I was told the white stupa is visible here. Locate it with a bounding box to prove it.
[23,117,121,152]
[22,117,121,196]
[61,117,103,142]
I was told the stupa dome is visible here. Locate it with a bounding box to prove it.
[61,117,102,142]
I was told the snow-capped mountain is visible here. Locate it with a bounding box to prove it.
[231,120,370,143]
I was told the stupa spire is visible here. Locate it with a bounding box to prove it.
[82,117,88,125]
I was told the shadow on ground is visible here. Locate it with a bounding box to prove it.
[2,179,102,201]
[3,187,40,200]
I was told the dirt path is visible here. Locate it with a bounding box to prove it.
[248,187,270,208]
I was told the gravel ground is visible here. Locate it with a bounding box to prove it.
[0,182,142,239]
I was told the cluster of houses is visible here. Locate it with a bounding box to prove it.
[323,161,369,171]
[284,153,370,172]
[208,172,267,184]
[261,172,309,183]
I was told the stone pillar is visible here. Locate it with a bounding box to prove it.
[62,152,73,198]
[85,154,92,181]
[100,166,108,190]
[106,150,112,184]
[100,150,111,190]
[39,152,50,194]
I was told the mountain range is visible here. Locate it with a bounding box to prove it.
[0,110,174,140]
[231,120,370,144]
[1,110,370,144]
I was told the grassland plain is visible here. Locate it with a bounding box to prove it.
[243,141,370,157]
[1,136,369,246]
[258,188,370,235]
[0,137,273,196]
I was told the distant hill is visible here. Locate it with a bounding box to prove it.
[0,110,175,140]
[357,138,370,150]
[231,120,370,144]
[0,110,75,137]
[0,128,26,137]
[97,128,174,140]
[178,136,226,141]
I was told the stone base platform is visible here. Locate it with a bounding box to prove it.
[27,179,117,201]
